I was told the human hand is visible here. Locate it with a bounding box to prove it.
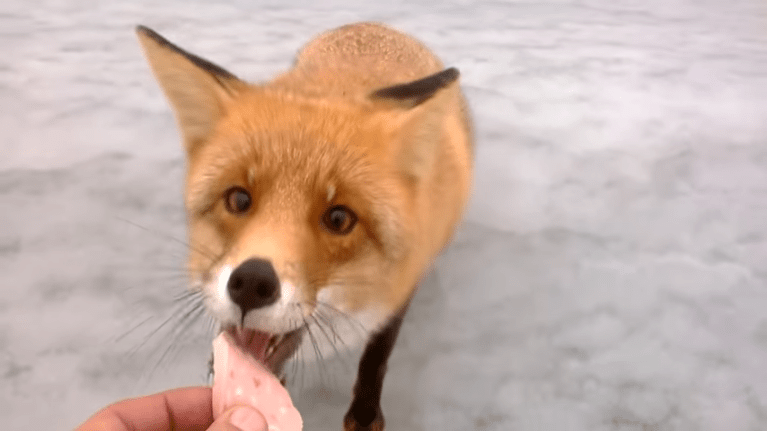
[75,386,268,431]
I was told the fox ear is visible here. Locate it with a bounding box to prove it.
[370,68,460,180]
[370,67,459,109]
[136,26,247,155]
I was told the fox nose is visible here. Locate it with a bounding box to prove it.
[227,258,280,315]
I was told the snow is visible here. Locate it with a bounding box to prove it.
[2,0,767,430]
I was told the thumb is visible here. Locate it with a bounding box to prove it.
[207,406,268,431]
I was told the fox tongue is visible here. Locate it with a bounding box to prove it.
[231,327,271,364]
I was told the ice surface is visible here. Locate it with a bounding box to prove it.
[1,0,767,430]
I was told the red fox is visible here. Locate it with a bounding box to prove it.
[136,22,473,430]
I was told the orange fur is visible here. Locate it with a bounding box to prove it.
[136,21,472,336]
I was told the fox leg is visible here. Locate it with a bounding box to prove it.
[343,302,411,431]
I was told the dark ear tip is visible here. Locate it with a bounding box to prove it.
[135,25,151,36]
[370,67,462,107]
[135,25,168,46]
[436,67,460,88]
[134,25,240,83]
[444,67,460,81]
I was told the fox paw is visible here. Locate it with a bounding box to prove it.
[343,404,384,431]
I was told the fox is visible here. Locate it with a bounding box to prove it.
[135,22,473,430]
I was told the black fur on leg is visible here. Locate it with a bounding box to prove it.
[343,300,411,431]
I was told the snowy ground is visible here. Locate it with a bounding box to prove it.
[2,0,767,430]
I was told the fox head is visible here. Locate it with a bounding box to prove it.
[135,26,461,356]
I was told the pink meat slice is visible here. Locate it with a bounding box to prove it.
[212,332,303,431]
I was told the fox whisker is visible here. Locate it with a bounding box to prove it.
[117,216,220,265]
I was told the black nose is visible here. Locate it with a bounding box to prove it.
[227,258,280,316]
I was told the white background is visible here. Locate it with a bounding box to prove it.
[1,0,767,430]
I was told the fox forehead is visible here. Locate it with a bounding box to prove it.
[184,90,387,214]
[186,137,368,216]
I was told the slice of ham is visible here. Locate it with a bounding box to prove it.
[212,332,303,431]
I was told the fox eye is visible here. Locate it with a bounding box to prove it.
[224,187,251,215]
[322,205,357,235]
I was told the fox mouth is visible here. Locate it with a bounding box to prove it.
[223,325,304,377]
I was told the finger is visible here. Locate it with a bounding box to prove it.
[75,387,214,431]
[208,406,268,431]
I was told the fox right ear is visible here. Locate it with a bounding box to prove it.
[370,68,459,109]
[135,26,247,155]
[369,68,461,180]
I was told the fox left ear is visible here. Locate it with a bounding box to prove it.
[136,26,247,156]
[370,68,460,180]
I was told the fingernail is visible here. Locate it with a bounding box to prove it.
[230,406,267,431]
